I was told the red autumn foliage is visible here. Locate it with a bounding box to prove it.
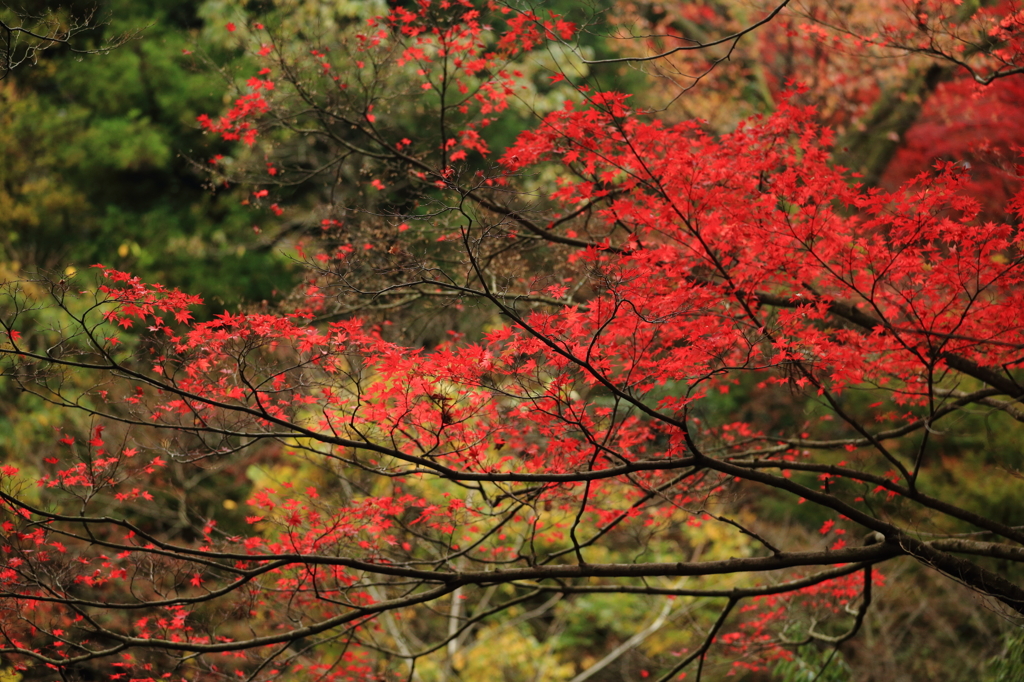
[2,1,1024,680]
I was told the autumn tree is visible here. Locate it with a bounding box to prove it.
[2,1,1024,681]
[614,0,1024,207]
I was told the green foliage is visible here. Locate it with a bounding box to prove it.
[0,0,295,309]
[774,647,853,682]
[985,628,1024,682]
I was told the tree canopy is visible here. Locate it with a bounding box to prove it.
[2,1,1024,681]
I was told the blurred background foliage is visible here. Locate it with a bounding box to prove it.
[0,0,295,308]
[1,0,1022,680]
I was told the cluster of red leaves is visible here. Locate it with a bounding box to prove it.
[196,88,271,147]
[500,92,1024,396]
[93,264,203,331]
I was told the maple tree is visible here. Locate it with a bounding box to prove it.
[2,1,1024,680]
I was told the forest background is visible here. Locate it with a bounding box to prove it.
[2,0,1024,680]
